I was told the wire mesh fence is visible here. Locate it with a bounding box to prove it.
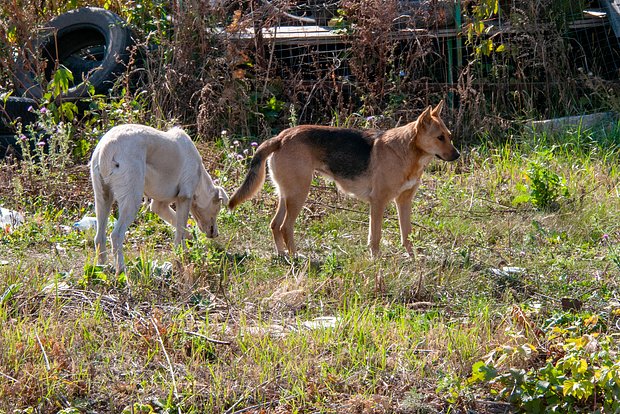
[2,0,619,141]
[186,0,620,139]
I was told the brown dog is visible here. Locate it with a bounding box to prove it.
[228,100,460,257]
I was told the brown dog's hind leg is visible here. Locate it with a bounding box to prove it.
[270,197,287,255]
[269,148,313,257]
[368,198,388,257]
[271,174,312,257]
[280,195,308,256]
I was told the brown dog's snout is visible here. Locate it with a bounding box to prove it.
[437,147,460,161]
[448,148,460,161]
[210,225,218,238]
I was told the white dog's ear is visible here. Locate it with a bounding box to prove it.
[217,186,229,206]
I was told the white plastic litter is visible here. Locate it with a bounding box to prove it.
[302,316,341,330]
[73,215,117,231]
[153,261,173,278]
[73,216,98,231]
[490,266,526,277]
[0,207,24,231]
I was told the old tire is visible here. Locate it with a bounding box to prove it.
[0,134,20,160]
[0,97,38,134]
[14,7,134,100]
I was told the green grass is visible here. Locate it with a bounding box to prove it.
[1,124,620,413]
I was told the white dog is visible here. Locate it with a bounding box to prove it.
[90,124,228,274]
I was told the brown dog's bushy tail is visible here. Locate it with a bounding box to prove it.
[228,136,282,209]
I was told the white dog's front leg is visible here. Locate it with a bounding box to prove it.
[174,198,192,246]
[151,200,191,239]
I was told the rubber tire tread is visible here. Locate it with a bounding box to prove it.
[0,97,38,134]
[14,7,134,99]
[0,134,20,160]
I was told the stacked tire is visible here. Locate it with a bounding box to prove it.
[1,7,134,159]
[0,97,38,159]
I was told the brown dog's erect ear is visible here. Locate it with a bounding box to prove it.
[432,100,445,116]
[417,105,433,126]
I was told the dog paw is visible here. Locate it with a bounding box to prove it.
[271,252,307,266]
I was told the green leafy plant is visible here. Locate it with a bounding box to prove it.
[464,0,505,57]
[14,66,79,178]
[469,311,620,413]
[42,65,79,123]
[513,154,569,210]
[328,9,350,34]
[122,403,155,414]
[602,234,620,272]
[80,264,110,287]
[259,95,285,124]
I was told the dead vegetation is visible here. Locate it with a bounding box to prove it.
[2,0,619,147]
[1,1,620,413]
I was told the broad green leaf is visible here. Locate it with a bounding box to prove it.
[577,358,588,375]
[475,21,485,35]
[512,194,531,206]
[8,26,17,43]
[469,361,498,383]
[51,65,74,97]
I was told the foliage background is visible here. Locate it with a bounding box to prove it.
[1,1,620,413]
[2,0,619,148]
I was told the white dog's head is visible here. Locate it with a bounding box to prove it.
[191,185,229,238]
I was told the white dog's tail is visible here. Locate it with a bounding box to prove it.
[96,143,120,179]
[228,136,281,209]
[93,138,146,203]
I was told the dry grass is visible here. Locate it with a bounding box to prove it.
[1,123,620,412]
[1,1,620,412]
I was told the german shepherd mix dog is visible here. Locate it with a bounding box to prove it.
[90,124,229,274]
[228,100,460,257]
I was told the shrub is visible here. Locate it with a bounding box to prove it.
[469,311,620,413]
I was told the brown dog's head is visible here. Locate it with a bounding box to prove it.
[191,183,229,238]
[413,100,460,162]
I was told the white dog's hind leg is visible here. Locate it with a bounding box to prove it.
[110,190,142,274]
[91,161,113,265]
[93,186,113,265]
[104,151,147,274]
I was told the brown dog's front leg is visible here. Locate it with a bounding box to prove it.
[395,188,417,256]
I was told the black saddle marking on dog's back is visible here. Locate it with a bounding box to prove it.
[305,128,380,179]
